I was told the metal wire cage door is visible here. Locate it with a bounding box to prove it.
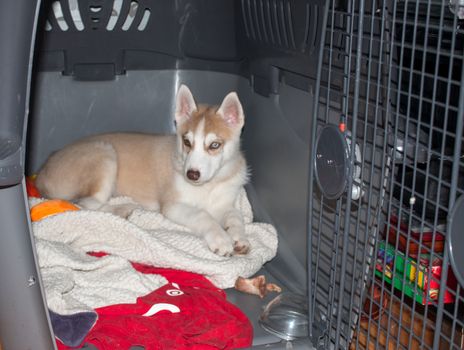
[308,0,464,348]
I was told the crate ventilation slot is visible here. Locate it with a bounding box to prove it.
[303,3,320,54]
[46,0,151,32]
[241,0,320,53]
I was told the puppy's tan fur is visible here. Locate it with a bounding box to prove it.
[37,134,176,209]
[36,85,250,256]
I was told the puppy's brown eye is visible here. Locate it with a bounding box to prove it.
[209,142,221,150]
[183,138,191,148]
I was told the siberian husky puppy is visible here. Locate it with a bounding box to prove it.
[36,85,250,256]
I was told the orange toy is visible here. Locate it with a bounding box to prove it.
[30,199,80,222]
[26,175,41,198]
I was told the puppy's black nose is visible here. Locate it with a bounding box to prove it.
[187,169,201,181]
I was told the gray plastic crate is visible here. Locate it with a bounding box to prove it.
[0,0,463,349]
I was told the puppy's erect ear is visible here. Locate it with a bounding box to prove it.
[175,85,197,125]
[217,92,245,129]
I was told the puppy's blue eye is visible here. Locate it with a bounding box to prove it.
[209,142,221,150]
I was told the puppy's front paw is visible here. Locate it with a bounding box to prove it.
[226,225,250,255]
[233,238,251,255]
[206,232,234,257]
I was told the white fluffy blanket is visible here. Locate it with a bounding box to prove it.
[31,190,278,315]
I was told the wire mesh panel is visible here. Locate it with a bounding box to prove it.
[309,0,464,348]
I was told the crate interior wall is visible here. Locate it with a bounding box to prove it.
[27,0,325,298]
[309,0,464,348]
